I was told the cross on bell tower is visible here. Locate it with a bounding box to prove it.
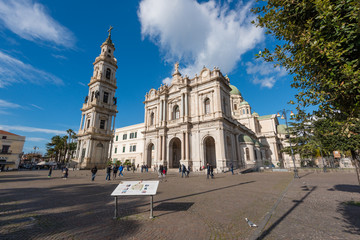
[74,27,118,169]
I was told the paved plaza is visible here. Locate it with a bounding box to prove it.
[0,169,359,240]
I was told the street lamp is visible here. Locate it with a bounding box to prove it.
[277,109,299,178]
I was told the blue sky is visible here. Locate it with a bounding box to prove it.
[0,0,297,154]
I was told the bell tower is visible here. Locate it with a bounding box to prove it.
[75,27,118,169]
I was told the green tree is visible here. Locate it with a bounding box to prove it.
[252,0,360,183]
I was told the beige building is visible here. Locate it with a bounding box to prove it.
[113,64,297,172]
[0,130,25,170]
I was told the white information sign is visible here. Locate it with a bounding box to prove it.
[111,181,159,196]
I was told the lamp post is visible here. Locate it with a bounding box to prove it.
[277,109,299,178]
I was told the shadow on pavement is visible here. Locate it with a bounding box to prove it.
[337,201,360,235]
[333,184,360,193]
[154,202,194,217]
[0,183,144,239]
[299,171,313,179]
[257,186,317,240]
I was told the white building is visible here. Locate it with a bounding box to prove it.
[74,28,118,169]
[113,64,298,171]
[112,123,145,165]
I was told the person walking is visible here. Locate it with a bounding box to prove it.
[105,165,112,181]
[112,165,118,180]
[132,164,135,173]
[48,166,52,178]
[187,165,191,177]
[118,165,124,177]
[210,164,214,179]
[179,165,182,173]
[91,166,97,181]
[230,162,234,175]
[62,166,69,179]
[181,164,187,178]
[159,165,163,178]
[206,163,210,179]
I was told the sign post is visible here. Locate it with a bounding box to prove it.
[111,181,159,219]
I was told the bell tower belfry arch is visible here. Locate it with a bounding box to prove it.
[75,27,118,169]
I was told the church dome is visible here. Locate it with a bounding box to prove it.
[252,112,259,117]
[238,134,254,143]
[239,101,249,106]
[230,85,241,96]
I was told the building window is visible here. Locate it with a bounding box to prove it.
[243,109,245,114]
[106,68,111,79]
[114,147,117,154]
[173,105,180,119]
[150,112,154,126]
[129,145,136,152]
[108,49,111,53]
[247,108,249,114]
[87,119,90,129]
[130,133,134,139]
[2,136,6,139]
[223,98,226,114]
[122,146,125,152]
[204,98,210,114]
[134,132,137,138]
[116,135,118,141]
[245,148,250,161]
[152,145,155,150]
[103,92,109,103]
[100,120,106,129]
[123,134,127,140]
[254,149,257,160]
[234,104,237,110]
[91,91,94,102]
[1,145,10,154]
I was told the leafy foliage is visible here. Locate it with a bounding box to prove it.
[252,0,360,184]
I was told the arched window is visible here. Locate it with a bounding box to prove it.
[106,68,111,79]
[246,108,249,114]
[173,105,180,119]
[150,112,154,126]
[234,104,237,110]
[204,98,210,114]
[243,109,245,114]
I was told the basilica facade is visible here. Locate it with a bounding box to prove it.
[113,64,297,172]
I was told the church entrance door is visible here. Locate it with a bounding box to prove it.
[147,143,154,167]
[204,136,216,168]
[169,137,181,168]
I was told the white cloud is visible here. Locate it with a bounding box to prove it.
[30,104,44,110]
[0,0,75,47]
[0,51,63,87]
[252,77,276,88]
[78,81,87,87]
[0,125,66,135]
[27,137,48,142]
[0,99,21,109]
[138,0,264,77]
[162,77,172,85]
[246,60,288,88]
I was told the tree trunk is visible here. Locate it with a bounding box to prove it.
[350,150,360,185]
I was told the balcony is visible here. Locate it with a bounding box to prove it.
[0,150,12,155]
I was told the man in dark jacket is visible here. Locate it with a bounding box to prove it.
[106,165,112,181]
[91,166,98,181]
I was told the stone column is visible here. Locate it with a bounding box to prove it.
[79,114,84,130]
[185,132,190,161]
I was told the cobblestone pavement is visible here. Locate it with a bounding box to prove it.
[0,170,358,240]
[255,172,360,240]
